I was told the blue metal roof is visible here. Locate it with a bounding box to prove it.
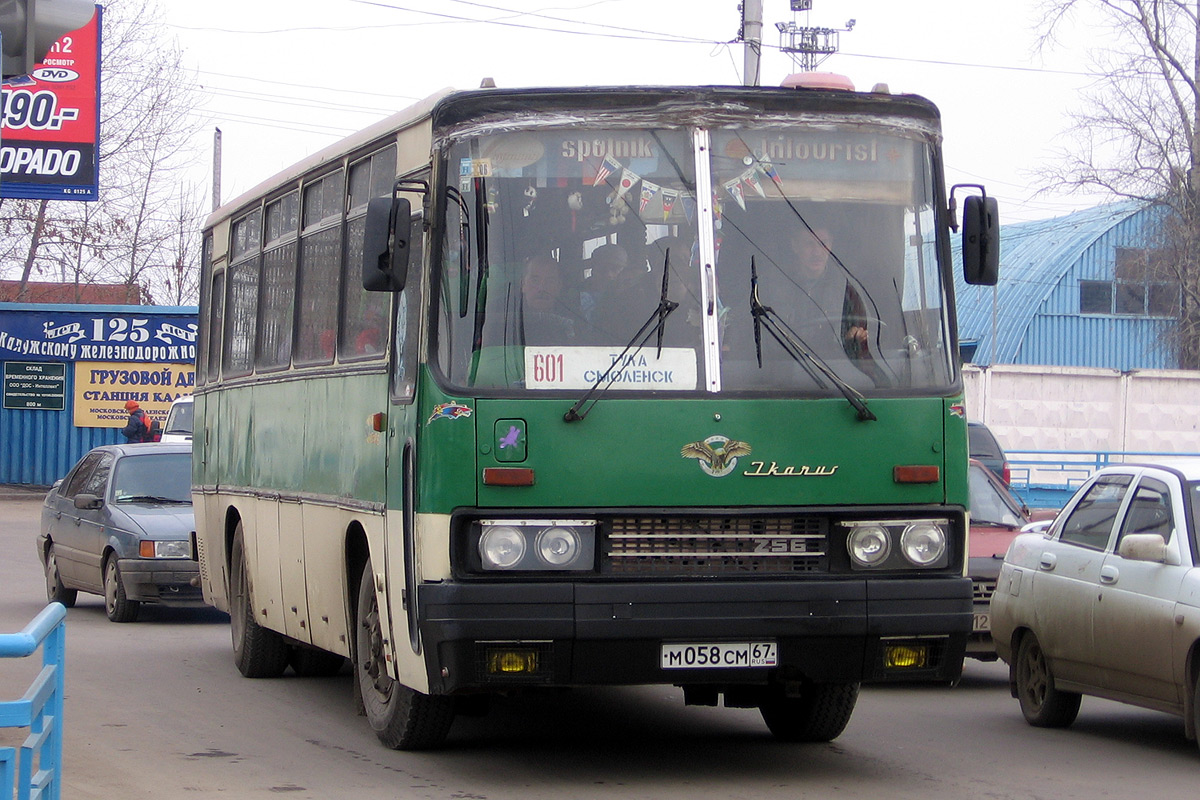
[953,200,1151,366]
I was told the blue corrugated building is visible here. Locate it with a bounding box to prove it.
[0,303,197,486]
[954,200,1175,369]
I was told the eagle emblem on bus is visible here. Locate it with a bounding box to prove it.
[681,435,752,478]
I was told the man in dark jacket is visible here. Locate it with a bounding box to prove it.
[122,399,150,443]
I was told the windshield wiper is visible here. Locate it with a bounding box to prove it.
[564,252,679,423]
[119,495,190,504]
[750,256,876,422]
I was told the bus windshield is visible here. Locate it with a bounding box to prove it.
[434,117,953,395]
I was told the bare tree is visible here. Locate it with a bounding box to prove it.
[0,0,203,304]
[1038,0,1200,365]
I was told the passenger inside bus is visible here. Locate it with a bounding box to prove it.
[519,254,579,345]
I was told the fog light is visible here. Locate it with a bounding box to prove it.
[487,648,539,674]
[884,643,929,669]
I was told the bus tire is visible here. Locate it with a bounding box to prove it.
[355,560,455,750]
[759,681,859,742]
[230,524,289,678]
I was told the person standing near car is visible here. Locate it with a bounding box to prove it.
[121,399,150,443]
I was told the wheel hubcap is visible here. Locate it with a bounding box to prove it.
[359,596,393,701]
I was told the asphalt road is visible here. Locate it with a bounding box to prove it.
[2,489,1199,799]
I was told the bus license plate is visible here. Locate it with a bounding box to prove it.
[973,613,990,632]
[661,642,778,669]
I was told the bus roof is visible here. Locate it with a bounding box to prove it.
[205,87,455,230]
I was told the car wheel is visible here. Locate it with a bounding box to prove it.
[355,560,455,750]
[103,556,140,623]
[289,646,346,677]
[229,523,289,678]
[1015,631,1080,727]
[44,544,77,608]
[759,681,859,742]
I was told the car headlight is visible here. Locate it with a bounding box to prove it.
[842,519,951,570]
[901,523,947,566]
[847,525,891,567]
[479,526,526,569]
[139,540,191,559]
[536,527,582,567]
[478,520,595,572]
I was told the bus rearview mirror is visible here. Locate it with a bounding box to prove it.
[363,196,412,292]
[962,194,999,286]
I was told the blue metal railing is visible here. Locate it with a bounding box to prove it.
[0,604,66,800]
[1005,450,1200,509]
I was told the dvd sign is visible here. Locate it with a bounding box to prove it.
[0,7,100,200]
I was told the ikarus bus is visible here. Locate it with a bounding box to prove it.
[192,74,1000,750]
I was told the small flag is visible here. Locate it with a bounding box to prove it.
[615,168,640,202]
[661,188,679,220]
[724,178,746,211]
[639,180,660,213]
[593,155,621,187]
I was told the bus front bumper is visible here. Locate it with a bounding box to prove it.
[416,578,971,694]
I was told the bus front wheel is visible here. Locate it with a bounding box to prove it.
[355,560,455,750]
[230,524,289,678]
[759,680,859,742]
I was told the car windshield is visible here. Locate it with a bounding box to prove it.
[112,452,192,504]
[969,463,1023,527]
[164,401,193,435]
[433,114,954,397]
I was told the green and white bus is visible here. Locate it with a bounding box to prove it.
[193,75,999,750]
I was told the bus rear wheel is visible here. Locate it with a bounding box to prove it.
[759,680,859,742]
[230,524,289,678]
[355,560,455,750]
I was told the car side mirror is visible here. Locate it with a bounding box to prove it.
[1020,519,1053,536]
[74,493,103,510]
[1117,532,1171,564]
[362,196,412,292]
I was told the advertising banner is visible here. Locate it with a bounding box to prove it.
[73,361,193,428]
[0,308,197,363]
[0,6,101,200]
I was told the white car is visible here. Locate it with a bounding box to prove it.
[991,458,1200,746]
[160,395,193,443]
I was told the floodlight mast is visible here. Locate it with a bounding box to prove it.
[0,0,96,79]
[775,0,855,73]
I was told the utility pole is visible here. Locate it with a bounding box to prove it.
[741,0,762,86]
[212,127,222,212]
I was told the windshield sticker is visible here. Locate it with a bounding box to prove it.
[524,346,698,391]
[427,403,472,424]
[681,435,752,478]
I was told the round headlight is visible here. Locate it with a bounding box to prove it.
[480,526,526,569]
[900,523,947,566]
[536,526,581,566]
[847,525,890,567]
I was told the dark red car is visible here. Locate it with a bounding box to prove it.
[966,459,1056,661]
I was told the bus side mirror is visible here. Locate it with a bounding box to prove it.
[962,194,999,286]
[362,196,412,292]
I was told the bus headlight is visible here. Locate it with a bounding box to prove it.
[477,520,596,572]
[479,526,526,569]
[901,523,947,566]
[847,525,890,567]
[536,527,581,567]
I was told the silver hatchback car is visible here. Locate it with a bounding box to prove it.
[991,459,1200,746]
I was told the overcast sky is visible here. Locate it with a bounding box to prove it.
[163,0,1116,224]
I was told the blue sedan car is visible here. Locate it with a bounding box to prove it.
[38,442,199,622]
